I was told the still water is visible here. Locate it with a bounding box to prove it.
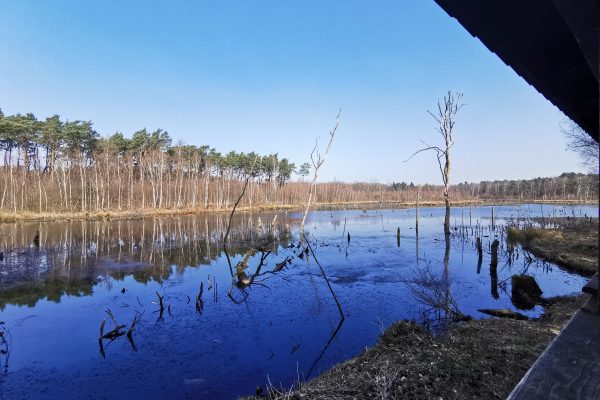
[0,204,596,399]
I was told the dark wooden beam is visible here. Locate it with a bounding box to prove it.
[434,0,599,141]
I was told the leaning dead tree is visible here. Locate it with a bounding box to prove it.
[300,110,341,235]
[223,156,259,244]
[407,91,464,235]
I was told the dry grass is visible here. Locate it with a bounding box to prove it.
[3,200,596,223]
[507,218,598,276]
[0,200,473,222]
[0,208,203,223]
[0,200,474,223]
[261,295,585,400]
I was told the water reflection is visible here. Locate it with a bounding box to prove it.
[407,232,469,331]
[0,204,595,399]
[306,317,345,378]
[0,214,291,310]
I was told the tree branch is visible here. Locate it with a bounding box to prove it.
[404,145,445,163]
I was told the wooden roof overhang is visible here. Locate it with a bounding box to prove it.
[434,0,599,141]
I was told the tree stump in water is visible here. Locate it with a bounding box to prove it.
[512,274,543,310]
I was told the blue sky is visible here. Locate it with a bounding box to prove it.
[0,0,585,184]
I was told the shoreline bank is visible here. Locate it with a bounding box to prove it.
[257,295,586,400]
[507,218,599,276]
[0,198,595,223]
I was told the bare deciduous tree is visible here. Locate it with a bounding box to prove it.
[407,91,464,235]
[561,120,599,173]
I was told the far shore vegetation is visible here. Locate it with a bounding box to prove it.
[0,197,597,223]
[0,108,597,222]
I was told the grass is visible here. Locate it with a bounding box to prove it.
[259,295,586,400]
[507,218,598,276]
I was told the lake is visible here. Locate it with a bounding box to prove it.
[0,204,596,399]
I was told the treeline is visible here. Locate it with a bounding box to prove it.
[0,110,300,213]
[0,109,597,216]
[389,172,598,202]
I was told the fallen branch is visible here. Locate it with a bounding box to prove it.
[102,309,126,340]
[478,308,528,320]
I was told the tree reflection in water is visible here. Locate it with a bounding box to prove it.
[0,213,292,310]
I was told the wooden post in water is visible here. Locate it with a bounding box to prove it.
[490,240,499,299]
[396,227,401,248]
[415,187,420,235]
[476,237,483,273]
[491,206,495,229]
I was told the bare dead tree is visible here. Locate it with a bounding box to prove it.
[300,110,341,235]
[561,120,599,173]
[406,91,464,235]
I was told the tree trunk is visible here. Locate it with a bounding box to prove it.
[443,146,451,235]
[204,170,209,209]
